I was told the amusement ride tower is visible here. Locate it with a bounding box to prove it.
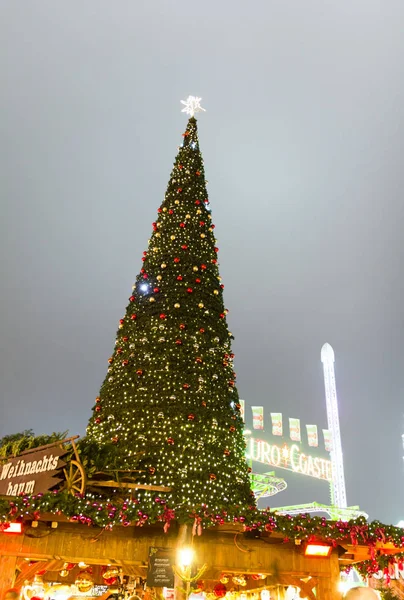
[321,342,347,509]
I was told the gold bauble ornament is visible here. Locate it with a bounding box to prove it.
[175,199,180,205]
[103,566,120,579]
[196,209,202,214]
[156,275,162,281]
[149,297,155,303]
[75,572,94,593]
[156,232,161,237]
[186,214,191,219]
[163,207,167,212]
[200,233,206,238]
[153,247,159,252]
[213,290,219,295]
[193,266,198,272]
[170,235,176,240]
[161,263,167,268]
[198,303,204,308]
[174,303,180,308]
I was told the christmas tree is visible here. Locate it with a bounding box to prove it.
[87,97,255,517]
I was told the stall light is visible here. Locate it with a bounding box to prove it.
[177,547,194,569]
[304,543,332,557]
[3,522,22,534]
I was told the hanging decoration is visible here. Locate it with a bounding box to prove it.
[75,571,94,593]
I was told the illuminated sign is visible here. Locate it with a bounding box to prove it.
[246,438,333,482]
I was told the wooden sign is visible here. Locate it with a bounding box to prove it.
[0,446,66,497]
[146,547,174,588]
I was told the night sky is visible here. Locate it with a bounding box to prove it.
[1,0,404,523]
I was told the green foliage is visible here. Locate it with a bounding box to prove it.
[86,117,254,515]
[377,586,402,600]
[0,431,68,460]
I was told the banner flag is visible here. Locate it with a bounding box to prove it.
[289,418,301,442]
[323,429,332,452]
[251,406,264,430]
[306,424,319,447]
[271,413,283,436]
[239,399,245,421]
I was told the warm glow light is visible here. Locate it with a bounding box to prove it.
[178,547,194,568]
[305,543,332,557]
[3,522,22,533]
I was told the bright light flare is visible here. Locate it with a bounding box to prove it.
[304,543,332,557]
[3,522,22,533]
[178,547,194,568]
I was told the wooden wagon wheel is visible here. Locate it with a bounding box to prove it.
[63,459,87,495]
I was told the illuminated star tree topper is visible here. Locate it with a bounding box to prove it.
[180,95,206,117]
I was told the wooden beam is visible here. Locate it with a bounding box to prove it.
[88,481,171,491]
[0,555,17,597]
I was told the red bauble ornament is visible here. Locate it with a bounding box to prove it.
[123,336,128,342]
[228,380,235,387]
[213,583,227,598]
[154,287,160,293]
[129,296,135,302]
[95,397,101,403]
[149,467,156,475]
[188,414,195,421]
[179,323,186,330]
[212,259,217,264]
[95,417,101,424]
[177,188,182,193]
[169,209,174,214]
[175,339,182,345]
[195,200,200,205]
[224,449,230,456]
[195,357,203,363]
[183,383,190,389]
[248,467,252,473]
[119,319,125,325]
[136,369,144,376]
[196,171,201,176]
[229,426,236,432]
[180,222,186,228]
[157,208,162,213]
[214,247,219,252]
[220,284,224,289]
[181,245,188,250]
[117,348,123,354]
[122,359,129,366]
[95,406,101,412]
[131,314,137,320]
[160,314,166,319]
[177,275,183,281]
[201,401,207,407]
[201,264,207,270]
[178,164,183,169]
[108,357,113,364]
[195,278,201,283]
[199,328,205,333]
[141,268,145,273]
[167,437,175,445]
[219,313,225,319]
[112,436,119,444]
[174,257,180,263]
[209,473,216,480]
[187,288,193,293]
[143,273,148,279]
